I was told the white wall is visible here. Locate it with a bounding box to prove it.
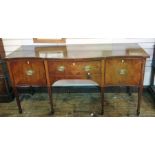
[2,38,155,85]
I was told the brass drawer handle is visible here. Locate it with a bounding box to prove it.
[119,69,127,75]
[84,65,92,72]
[26,69,34,76]
[57,66,65,72]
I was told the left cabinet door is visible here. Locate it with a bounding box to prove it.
[9,59,47,86]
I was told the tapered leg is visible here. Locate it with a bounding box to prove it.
[14,87,22,113]
[48,86,54,114]
[137,86,143,116]
[101,87,104,115]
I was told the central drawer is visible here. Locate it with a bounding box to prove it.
[48,60,101,75]
[48,60,101,85]
[105,58,143,86]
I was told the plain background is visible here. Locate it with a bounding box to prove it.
[1,0,155,155]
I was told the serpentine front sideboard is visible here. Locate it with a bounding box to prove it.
[5,44,149,115]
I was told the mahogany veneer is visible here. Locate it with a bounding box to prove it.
[5,44,149,115]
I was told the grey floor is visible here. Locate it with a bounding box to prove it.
[0,92,154,117]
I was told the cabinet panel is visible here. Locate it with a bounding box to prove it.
[10,60,30,85]
[105,58,142,86]
[10,59,47,86]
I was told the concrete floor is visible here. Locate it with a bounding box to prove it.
[0,92,154,117]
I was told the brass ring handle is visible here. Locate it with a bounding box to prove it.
[119,69,127,75]
[84,65,92,72]
[57,66,65,72]
[26,69,34,76]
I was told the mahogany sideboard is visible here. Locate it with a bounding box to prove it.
[5,44,149,115]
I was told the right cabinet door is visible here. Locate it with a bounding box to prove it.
[105,58,143,86]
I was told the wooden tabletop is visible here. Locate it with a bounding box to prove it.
[5,43,150,59]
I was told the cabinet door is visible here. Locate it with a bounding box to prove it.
[105,58,143,86]
[10,59,47,86]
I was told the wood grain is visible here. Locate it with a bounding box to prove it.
[105,58,142,86]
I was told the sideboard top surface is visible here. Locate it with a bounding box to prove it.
[5,43,149,59]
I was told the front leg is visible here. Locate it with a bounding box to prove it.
[14,87,22,113]
[101,87,105,115]
[47,86,54,114]
[137,86,143,116]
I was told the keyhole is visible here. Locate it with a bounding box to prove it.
[27,61,30,64]
[72,62,75,66]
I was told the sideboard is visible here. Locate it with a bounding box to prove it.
[5,44,149,115]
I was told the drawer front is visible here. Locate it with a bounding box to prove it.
[10,59,47,86]
[0,78,7,95]
[48,60,101,76]
[50,74,101,86]
[48,60,101,85]
[66,61,101,75]
[105,58,143,85]
[48,61,66,76]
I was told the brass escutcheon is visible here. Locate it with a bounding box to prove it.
[121,59,125,63]
[84,65,92,72]
[57,66,65,72]
[119,68,127,75]
[26,69,34,76]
